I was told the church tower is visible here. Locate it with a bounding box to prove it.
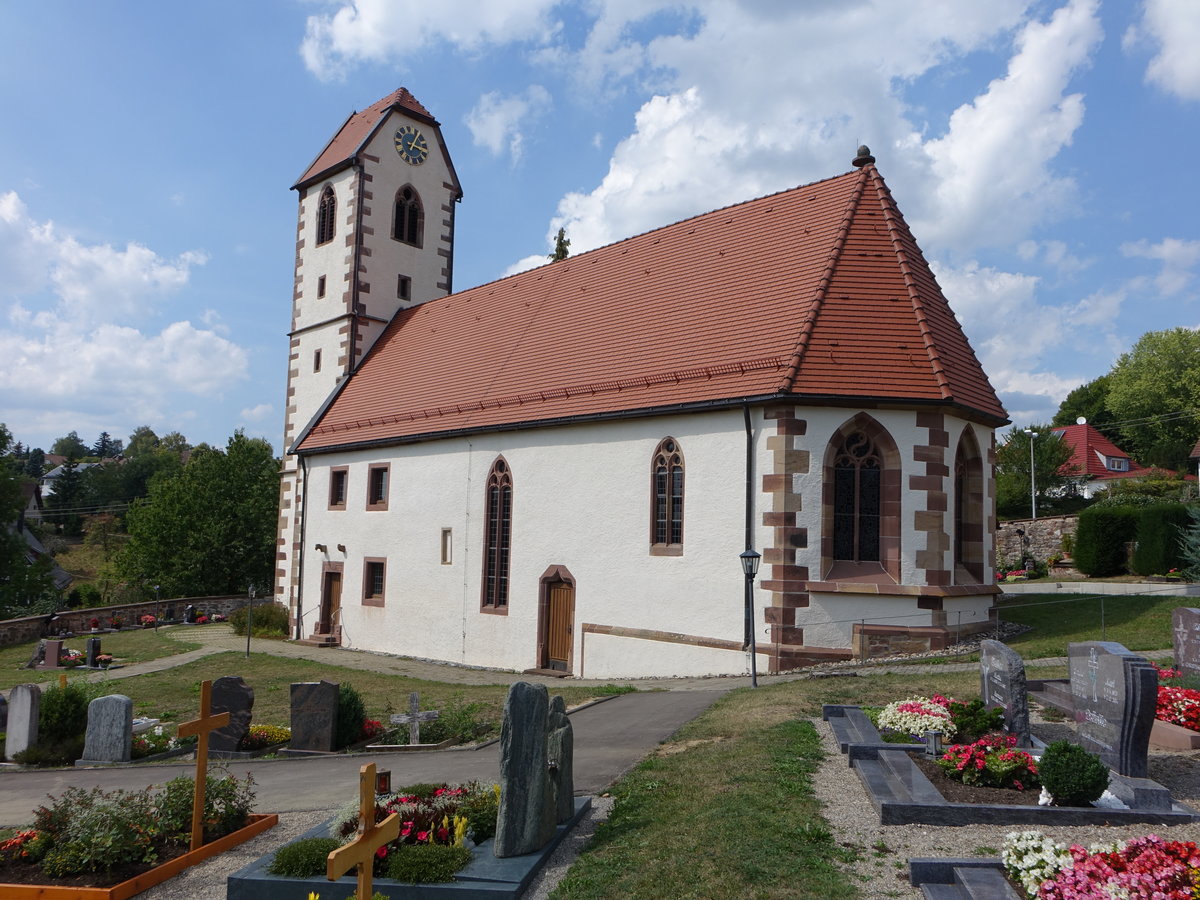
[275,88,462,630]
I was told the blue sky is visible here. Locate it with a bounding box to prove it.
[2,0,1197,455]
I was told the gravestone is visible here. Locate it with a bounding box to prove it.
[5,684,39,760]
[389,691,440,745]
[0,694,7,731]
[38,639,63,669]
[210,676,255,752]
[1068,641,1157,778]
[24,640,47,669]
[184,604,196,624]
[86,637,102,668]
[546,694,575,824]
[979,640,1032,747]
[290,680,339,752]
[77,694,133,765]
[1172,607,1200,677]
[494,681,556,857]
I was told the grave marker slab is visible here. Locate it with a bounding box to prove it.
[1068,641,1158,778]
[979,640,1032,747]
[547,694,575,824]
[38,639,63,669]
[0,695,7,731]
[5,684,39,760]
[77,694,133,765]
[210,676,254,752]
[494,682,556,858]
[1172,607,1200,677]
[86,637,102,668]
[290,681,339,752]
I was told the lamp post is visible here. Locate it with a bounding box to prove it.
[1024,429,1039,520]
[154,584,160,632]
[245,584,256,659]
[739,549,761,689]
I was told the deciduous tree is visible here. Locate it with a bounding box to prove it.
[995,424,1078,518]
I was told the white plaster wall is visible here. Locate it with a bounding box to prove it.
[578,634,753,679]
[797,593,934,648]
[300,408,771,676]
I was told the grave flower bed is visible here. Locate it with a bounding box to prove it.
[937,734,1039,792]
[131,725,197,760]
[239,724,291,752]
[1003,830,1200,899]
[874,694,956,742]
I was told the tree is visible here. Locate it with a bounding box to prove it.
[0,423,60,617]
[548,227,570,262]
[125,425,160,457]
[1106,327,1200,470]
[24,447,45,477]
[159,431,191,453]
[995,424,1078,518]
[117,431,278,597]
[45,458,85,535]
[1052,375,1119,439]
[91,431,123,458]
[51,431,88,458]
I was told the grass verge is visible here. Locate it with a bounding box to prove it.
[0,628,201,691]
[995,593,1176,659]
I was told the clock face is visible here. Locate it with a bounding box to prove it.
[394,125,429,165]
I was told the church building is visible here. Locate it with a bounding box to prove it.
[274,88,1008,678]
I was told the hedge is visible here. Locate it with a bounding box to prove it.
[1130,503,1192,576]
[1074,506,1140,576]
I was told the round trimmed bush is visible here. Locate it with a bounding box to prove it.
[267,836,341,877]
[1038,740,1109,806]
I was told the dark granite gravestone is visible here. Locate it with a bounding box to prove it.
[1172,607,1200,677]
[184,604,196,624]
[86,637,102,668]
[289,681,338,752]
[0,694,7,731]
[979,640,1032,747]
[1068,641,1158,778]
[546,694,575,824]
[494,682,557,858]
[210,676,255,752]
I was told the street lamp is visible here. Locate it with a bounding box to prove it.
[154,584,160,632]
[245,584,256,659]
[1024,429,1039,520]
[739,549,761,689]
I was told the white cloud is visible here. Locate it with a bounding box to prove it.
[465,85,553,162]
[1121,237,1200,297]
[301,0,561,80]
[239,403,274,423]
[1125,0,1200,101]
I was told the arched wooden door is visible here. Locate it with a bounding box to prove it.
[537,565,575,673]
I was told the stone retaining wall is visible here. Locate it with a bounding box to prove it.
[0,595,253,647]
[996,515,1077,566]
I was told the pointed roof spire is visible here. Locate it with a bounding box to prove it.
[852,144,876,168]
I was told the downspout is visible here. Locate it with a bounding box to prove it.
[295,455,309,640]
[743,402,754,648]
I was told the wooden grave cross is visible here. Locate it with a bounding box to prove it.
[327,763,400,900]
[389,691,440,745]
[176,679,232,851]
[58,673,67,690]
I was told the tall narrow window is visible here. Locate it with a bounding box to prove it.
[316,185,336,245]
[328,467,347,509]
[832,431,881,562]
[954,430,985,582]
[650,438,684,555]
[397,274,411,301]
[393,186,423,247]
[317,275,326,298]
[313,349,322,373]
[363,558,386,607]
[441,528,453,565]
[482,457,512,611]
[366,464,389,511]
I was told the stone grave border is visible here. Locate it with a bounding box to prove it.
[907,857,1021,900]
[226,798,591,900]
[822,705,1197,826]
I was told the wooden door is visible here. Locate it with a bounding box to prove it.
[547,582,574,671]
[319,571,342,635]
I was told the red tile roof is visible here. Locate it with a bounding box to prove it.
[294,88,437,189]
[297,163,1007,453]
[1050,423,1153,481]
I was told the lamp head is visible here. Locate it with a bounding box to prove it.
[739,549,762,578]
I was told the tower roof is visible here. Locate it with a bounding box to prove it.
[294,87,438,189]
[296,161,1007,453]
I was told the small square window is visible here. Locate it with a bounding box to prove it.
[441,528,453,565]
[363,558,386,606]
[328,467,347,509]
[366,464,389,510]
[398,274,411,301]
[313,348,322,373]
[317,274,327,298]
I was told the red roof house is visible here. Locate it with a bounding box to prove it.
[1050,423,1179,496]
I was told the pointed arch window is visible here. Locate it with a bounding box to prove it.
[833,431,881,562]
[482,457,513,612]
[650,438,684,555]
[954,431,985,582]
[393,186,424,247]
[316,185,336,245]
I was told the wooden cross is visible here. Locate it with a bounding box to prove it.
[177,679,231,851]
[389,691,440,745]
[327,763,399,900]
[58,673,67,690]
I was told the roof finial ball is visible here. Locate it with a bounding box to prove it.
[852,145,876,168]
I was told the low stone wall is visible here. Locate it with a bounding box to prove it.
[0,595,254,646]
[852,618,996,659]
[996,515,1077,566]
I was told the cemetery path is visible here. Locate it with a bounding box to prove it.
[0,688,724,827]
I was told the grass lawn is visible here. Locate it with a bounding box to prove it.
[994,593,1176,659]
[0,628,201,691]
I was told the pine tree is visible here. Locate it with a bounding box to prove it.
[548,227,570,261]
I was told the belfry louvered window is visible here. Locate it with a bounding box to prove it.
[833,431,881,562]
[482,457,512,610]
[316,185,336,245]
[651,438,684,552]
[393,186,423,247]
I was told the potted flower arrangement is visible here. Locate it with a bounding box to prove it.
[89,618,100,631]
[110,616,125,630]
[212,613,227,623]
[195,615,209,625]
[94,653,113,668]
[59,649,84,668]
[140,613,156,628]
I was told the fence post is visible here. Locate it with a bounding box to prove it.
[1100,596,1106,642]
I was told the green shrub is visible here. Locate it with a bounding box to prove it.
[12,736,85,767]
[229,601,289,637]
[1038,740,1109,806]
[384,843,472,883]
[391,782,446,800]
[154,773,256,843]
[31,785,159,875]
[419,694,494,745]
[1130,503,1192,575]
[1073,506,1139,576]
[947,699,1005,743]
[335,683,367,750]
[267,836,341,877]
[39,681,91,745]
[456,782,500,844]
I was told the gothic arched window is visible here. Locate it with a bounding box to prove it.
[482,457,513,611]
[954,430,985,582]
[316,185,336,245]
[832,431,881,562]
[650,438,684,553]
[393,186,424,247]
